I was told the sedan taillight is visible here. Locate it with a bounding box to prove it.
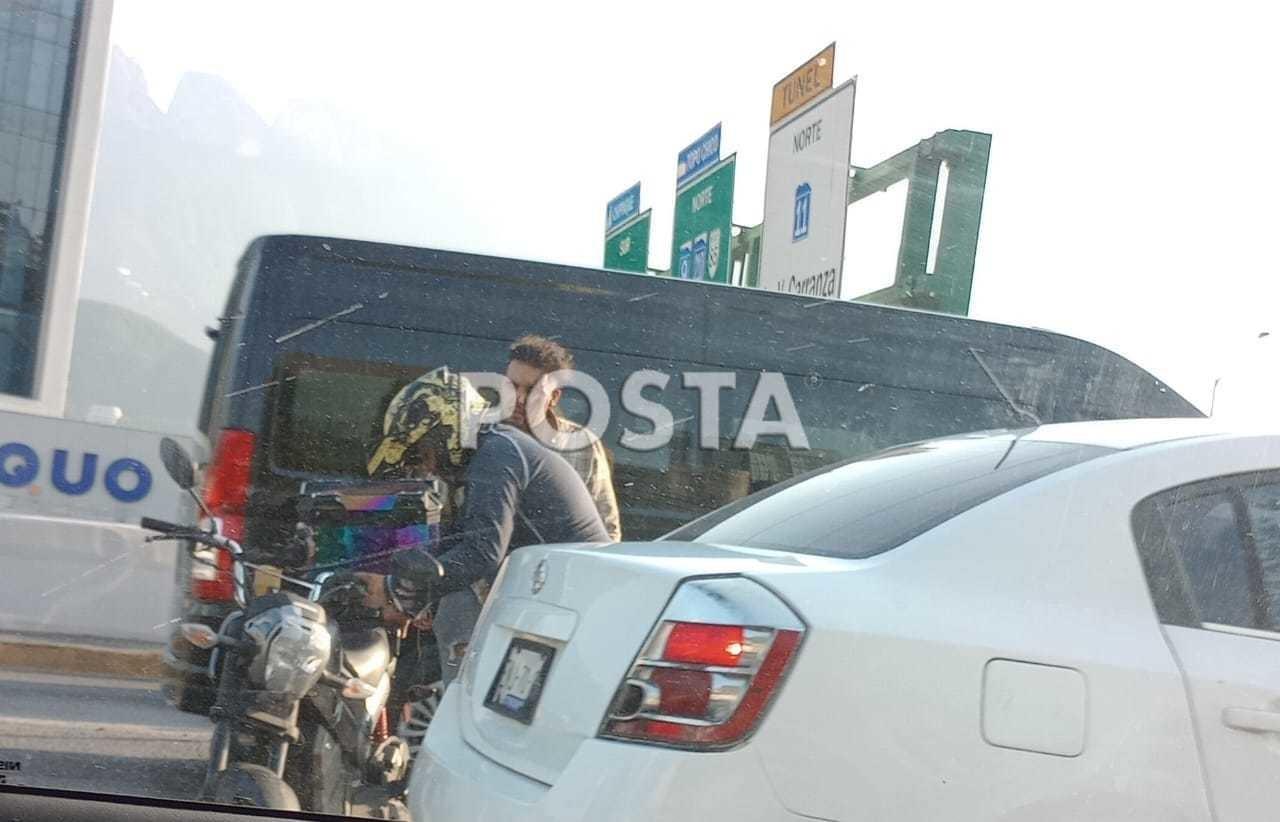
[600,577,804,750]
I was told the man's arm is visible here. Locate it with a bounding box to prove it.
[433,439,525,593]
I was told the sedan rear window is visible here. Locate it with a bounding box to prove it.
[666,431,1112,559]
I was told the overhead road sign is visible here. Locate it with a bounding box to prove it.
[676,123,722,189]
[770,43,835,127]
[759,79,858,298]
[604,209,652,274]
[670,155,736,284]
[606,183,642,234]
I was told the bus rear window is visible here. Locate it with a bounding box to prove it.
[271,360,421,476]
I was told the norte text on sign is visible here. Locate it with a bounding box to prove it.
[670,155,736,284]
[793,119,823,152]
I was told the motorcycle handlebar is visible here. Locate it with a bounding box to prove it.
[140,518,239,555]
[140,516,183,534]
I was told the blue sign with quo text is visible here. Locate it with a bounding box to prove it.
[0,442,152,503]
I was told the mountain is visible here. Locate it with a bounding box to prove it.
[165,71,269,152]
[70,47,473,433]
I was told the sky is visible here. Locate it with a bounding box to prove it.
[105,0,1280,421]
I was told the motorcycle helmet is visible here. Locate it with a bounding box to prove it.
[366,366,489,477]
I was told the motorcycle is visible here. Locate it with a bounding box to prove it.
[295,475,449,768]
[144,437,441,817]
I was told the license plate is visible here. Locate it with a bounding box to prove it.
[484,637,556,724]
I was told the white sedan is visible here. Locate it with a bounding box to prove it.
[407,419,1280,822]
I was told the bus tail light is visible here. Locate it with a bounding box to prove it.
[190,429,254,602]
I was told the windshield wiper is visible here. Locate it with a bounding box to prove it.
[968,347,1043,427]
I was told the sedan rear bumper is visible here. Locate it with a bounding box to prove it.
[407,686,820,822]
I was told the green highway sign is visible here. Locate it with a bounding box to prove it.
[604,209,652,273]
[669,155,736,283]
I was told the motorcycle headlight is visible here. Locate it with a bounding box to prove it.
[246,603,331,698]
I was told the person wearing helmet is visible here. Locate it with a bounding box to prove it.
[361,366,608,688]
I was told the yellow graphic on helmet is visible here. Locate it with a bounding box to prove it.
[367,366,490,476]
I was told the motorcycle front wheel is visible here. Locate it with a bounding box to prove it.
[285,717,351,814]
[208,763,302,810]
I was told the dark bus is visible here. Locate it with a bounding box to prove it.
[166,233,1200,711]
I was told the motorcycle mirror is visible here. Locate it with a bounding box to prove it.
[159,437,196,490]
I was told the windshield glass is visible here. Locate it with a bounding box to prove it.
[1,1,1278,819]
[668,432,1112,558]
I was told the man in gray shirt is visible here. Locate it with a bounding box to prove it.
[362,366,607,687]
[429,423,608,594]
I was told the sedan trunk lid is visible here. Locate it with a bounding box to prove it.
[452,540,817,785]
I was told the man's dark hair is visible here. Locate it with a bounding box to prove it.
[509,334,574,374]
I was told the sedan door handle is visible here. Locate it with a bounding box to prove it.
[1222,707,1280,733]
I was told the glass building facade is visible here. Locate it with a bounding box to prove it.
[0,0,82,397]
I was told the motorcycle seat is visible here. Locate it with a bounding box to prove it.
[342,628,390,685]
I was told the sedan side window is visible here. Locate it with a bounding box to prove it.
[1157,493,1260,629]
[1135,477,1280,633]
[1239,482,1280,624]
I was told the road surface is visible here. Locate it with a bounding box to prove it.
[0,667,210,801]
